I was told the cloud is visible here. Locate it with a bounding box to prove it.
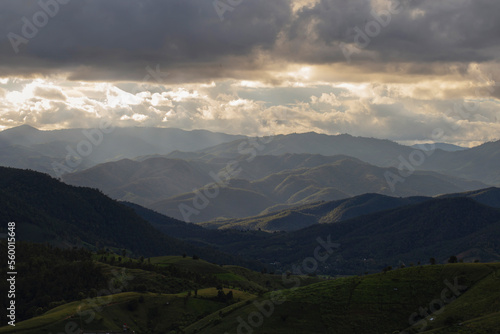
[1,77,498,147]
[0,0,498,83]
[33,86,66,101]
[0,0,291,82]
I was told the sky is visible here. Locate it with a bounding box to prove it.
[0,0,499,147]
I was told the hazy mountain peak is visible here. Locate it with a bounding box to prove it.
[4,124,40,132]
[411,142,467,152]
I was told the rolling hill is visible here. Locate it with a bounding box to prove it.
[412,142,467,152]
[3,126,500,188]
[122,201,272,249]
[199,193,429,231]
[4,256,500,333]
[200,187,500,232]
[125,187,500,275]
[64,150,487,223]
[1,242,317,333]
[208,197,500,275]
[189,263,500,334]
[62,157,217,206]
[149,157,486,222]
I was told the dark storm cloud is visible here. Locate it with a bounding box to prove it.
[0,0,499,82]
[0,0,291,81]
[279,0,500,65]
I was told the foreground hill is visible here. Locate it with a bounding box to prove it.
[191,263,500,334]
[0,243,313,333]
[4,259,499,334]
[0,167,260,268]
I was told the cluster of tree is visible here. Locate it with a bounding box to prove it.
[0,242,107,321]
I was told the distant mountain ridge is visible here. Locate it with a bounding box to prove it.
[411,142,467,152]
[196,132,414,167]
[0,125,245,176]
[189,132,500,186]
[2,126,499,187]
[421,140,500,185]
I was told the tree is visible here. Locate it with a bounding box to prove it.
[430,258,436,265]
[448,255,458,263]
[226,290,234,301]
[217,289,226,302]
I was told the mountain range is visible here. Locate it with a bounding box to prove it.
[0,125,244,176]
[192,131,500,186]
[64,154,487,222]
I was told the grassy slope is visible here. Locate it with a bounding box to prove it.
[193,263,500,334]
[150,256,322,292]
[0,255,323,333]
[2,263,499,333]
[0,291,253,334]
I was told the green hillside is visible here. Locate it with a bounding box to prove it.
[10,262,495,334]
[0,242,312,333]
[191,263,500,334]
